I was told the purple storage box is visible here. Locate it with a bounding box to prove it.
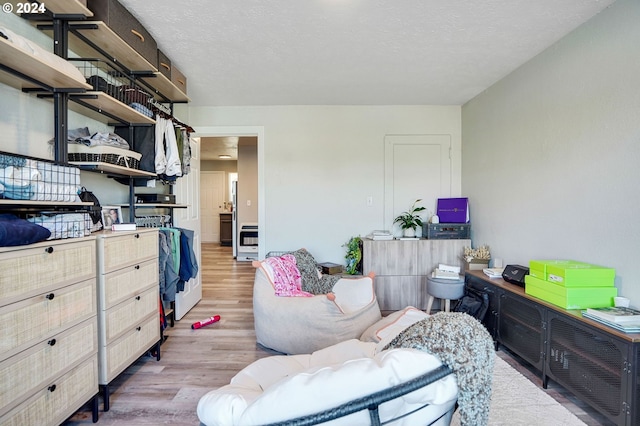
[436,198,469,223]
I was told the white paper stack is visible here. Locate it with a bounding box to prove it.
[367,230,393,240]
[432,264,462,280]
[483,268,504,279]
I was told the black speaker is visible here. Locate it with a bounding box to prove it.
[502,264,529,287]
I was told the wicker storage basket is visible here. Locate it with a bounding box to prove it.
[67,144,141,170]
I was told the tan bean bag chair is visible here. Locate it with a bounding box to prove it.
[251,257,382,354]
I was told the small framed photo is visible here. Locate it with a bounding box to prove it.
[102,206,122,228]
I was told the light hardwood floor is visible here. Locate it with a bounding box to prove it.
[65,243,612,425]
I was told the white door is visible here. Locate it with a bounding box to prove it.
[173,137,202,320]
[384,134,451,237]
[200,171,226,243]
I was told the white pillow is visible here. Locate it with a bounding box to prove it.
[360,306,428,344]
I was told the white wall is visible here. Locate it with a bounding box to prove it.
[462,0,640,302]
[190,105,461,263]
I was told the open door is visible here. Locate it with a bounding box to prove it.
[173,137,202,320]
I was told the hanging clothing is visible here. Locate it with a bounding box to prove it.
[164,118,182,177]
[181,130,192,176]
[177,227,199,284]
[158,229,179,302]
[154,114,168,176]
[114,125,156,186]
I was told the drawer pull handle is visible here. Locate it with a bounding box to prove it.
[48,339,56,346]
[178,79,185,85]
[135,265,140,270]
[160,62,170,71]
[46,293,55,300]
[48,384,56,392]
[136,295,141,301]
[136,326,141,331]
[135,233,140,238]
[130,29,145,42]
[45,246,54,254]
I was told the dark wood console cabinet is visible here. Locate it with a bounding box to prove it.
[466,270,639,426]
[219,213,232,246]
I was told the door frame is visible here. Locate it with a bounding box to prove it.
[193,126,265,260]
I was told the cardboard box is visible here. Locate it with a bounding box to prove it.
[525,275,616,309]
[464,258,489,271]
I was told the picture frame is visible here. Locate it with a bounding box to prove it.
[101,206,123,228]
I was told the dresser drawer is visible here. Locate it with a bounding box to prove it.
[0,279,96,361]
[99,286,158,345]
[88,0,158,69]
[0,319,97,417]
[0,356,98,426]
[98,229,158,273]
[99,313,159,383]
[0,238,95,307]
[99,258,158,310]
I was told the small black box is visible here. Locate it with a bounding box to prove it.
[502,265,530,287]
[135,193,175,204]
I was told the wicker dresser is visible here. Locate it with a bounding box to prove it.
[0,237,99,425]
[95,228,160,411]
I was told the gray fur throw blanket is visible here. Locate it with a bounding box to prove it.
[288,248,341,295]
[384,312,495,426]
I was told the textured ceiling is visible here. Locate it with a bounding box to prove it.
[118,0,615,107]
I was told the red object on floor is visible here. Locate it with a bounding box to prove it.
[191,315,221,329]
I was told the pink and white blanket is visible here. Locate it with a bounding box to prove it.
[263,254,313,297]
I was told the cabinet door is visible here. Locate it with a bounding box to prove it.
[373,276,422,311]
[498,292,545,371]
[630,344,640,426]
[416,239,469,276]
[465,274,500,341]
[546,312,628,425]
[363,240,417,276]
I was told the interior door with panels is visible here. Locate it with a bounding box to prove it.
[173,137,202,320]
[384,134,451,236]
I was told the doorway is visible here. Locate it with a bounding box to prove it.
[194,126,265,259]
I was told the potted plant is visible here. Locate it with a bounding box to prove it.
[393,199,426,237]
[343,236,363,275]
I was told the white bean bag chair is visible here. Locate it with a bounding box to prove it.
[197,339,458,426]
[252,257,382,354]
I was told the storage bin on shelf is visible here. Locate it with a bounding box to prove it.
[0,151,81,202]
[67,144,141,170]
[525,259,616,309]
[69,58,154,118]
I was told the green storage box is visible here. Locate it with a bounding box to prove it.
[525,275,616,309]
[529,260,573,280]
[545,261,615,287]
